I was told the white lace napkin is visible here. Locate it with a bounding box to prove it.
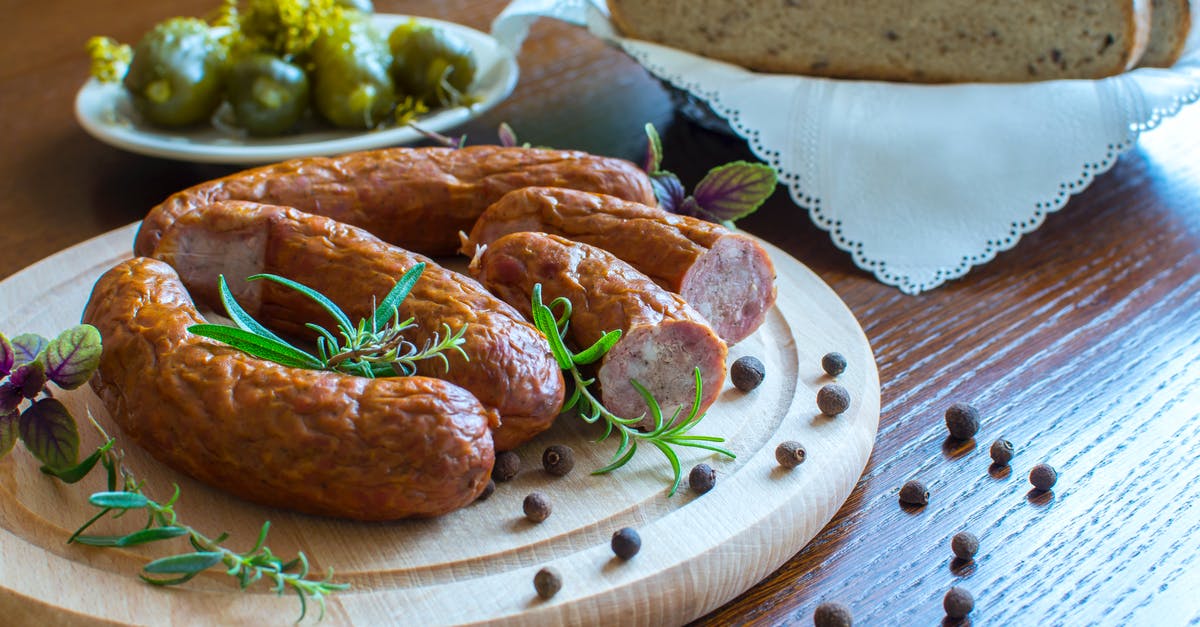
[492,0,1200,293]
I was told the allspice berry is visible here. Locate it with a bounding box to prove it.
[943,586,974,618]
[689,463,717,494]
[523,492,552,522]
[775,441,807,469]
[1030,463,1058,491]
[898,479,929,506]
[533,566,562,599]
[813,600,853,627]
[817,384,850,416]
[542,444,575,476]
[476,479,496,502]
[990,438,1015,465]
[944,403,980,440]
[731,356,766,392]
[492,450,520,482]
[951,531,979,560]
[821,352,847,377]
[611,527,642,560]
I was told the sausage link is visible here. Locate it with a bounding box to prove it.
[462,187,777,344]
[471,232,728,426]
[148,200,564,451]
[135,146,656,258]
[82,258,496,520]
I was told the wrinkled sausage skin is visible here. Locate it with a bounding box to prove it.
[463,187,777,344]
[135,146,656,258]
[471,232,728,426]
[83,258,496,520]
[149,200,565,451]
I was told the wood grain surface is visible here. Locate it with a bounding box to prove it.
[1,0,1199,625]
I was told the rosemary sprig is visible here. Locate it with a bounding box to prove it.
[70,418,347,622]
[529,284,735,496]
[189,263,468,378]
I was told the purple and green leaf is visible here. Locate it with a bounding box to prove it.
[691,161,778,223]
[11,360,47,400]
[0,332,13,376]
[0,382,20,414]
[643,123,664,174]
[650,172,686,214]
[497,122,518,148]
[18,397,79,470]
[10,333,48,366]
[0,408,18,458]
[43,325,102,390]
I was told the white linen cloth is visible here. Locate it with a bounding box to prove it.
[492,0,1200,293]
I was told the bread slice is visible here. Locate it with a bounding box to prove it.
[1140,0,1191,67]
[607,1,1152,83]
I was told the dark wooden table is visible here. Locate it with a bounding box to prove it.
[4,1,1198,624]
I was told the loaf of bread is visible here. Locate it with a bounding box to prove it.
[1140,0,1191,67]
[607,1,1154,83]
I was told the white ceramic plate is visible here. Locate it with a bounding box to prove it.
[74,14,519,164]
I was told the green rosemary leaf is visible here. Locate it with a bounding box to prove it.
[188,325,322,369]
[40,438,113,483]
[140,572,203,586]
[71,534,126,547]
[68,508,112,544]
[217,275,289,345]
[143,551,224,575]
[373,263,425,332]
[247,274,354,334]
[89,491,149,509]
[667,441,736,458]
[593,439,637,475]
[629,379,665,433]
[531,285,573,369]
[249,521,271,556]
[114,526,190,546]
[572,329,622,366]
[651,440,684,496]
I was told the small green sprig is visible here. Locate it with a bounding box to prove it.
[530,284,734,496]
[189,263,468,378]
[71,420,347,622]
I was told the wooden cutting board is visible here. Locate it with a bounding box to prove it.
[0,223,879,626]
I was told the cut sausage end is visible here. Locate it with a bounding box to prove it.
[598,320,727,429]
[681,234,777,344]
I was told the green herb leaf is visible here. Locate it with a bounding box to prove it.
[10,333,48,366]
[572,330,622,366]
[217,276,290,345]
[689,161,778,223]
[372,263,425,332]
[88,491,150,509]
[143,551,224,575]
[0,408,18,458]
[116,526,191,546]
[0,332,13,376]
[531,285,573,370]
[18,398,79,469]
[41,439,113,483]
[248,274,354,333]
[42,324,102,390]
[188,325,322,369]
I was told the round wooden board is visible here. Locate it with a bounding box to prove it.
[0,223,879,626]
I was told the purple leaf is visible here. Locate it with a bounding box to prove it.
[10,360,47,400]
[675,196,712,220]
[691,161,778,223]
[10,333,48,366]
[0,382,21,413]
[0,333,13,376]
[43,325,102,391]
[0,408,17,458]
[19,397,79,470]
[497,122,517,148]
[651,172,686,214]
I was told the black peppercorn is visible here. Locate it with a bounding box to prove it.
[817,384,850,416]
[989,438,1015,465]
[731,355,765,392]
[689,463,717,494]
[950,531,979,560]
[821,352,847,377]
[898,479,929,506]
[813,600,853,627]
[533,566,562,599]
[476,479,496,502]
[944,403,980,440]
[492,450,520,482]
[1030,463,1058,491]
[523,492,552,522]
[542,444,575,476]
[775,441,807,469]
[943,586,974,618]
[611,527,642,560]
